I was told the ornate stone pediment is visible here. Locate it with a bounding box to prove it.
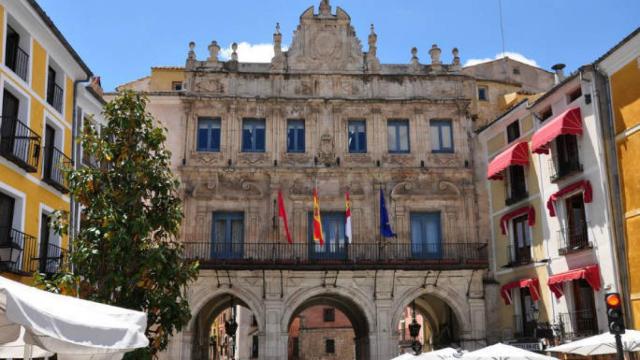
[189,173,264,200]
[390,178,462,199]
[285,1,366,73]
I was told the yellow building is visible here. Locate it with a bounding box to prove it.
[597,27,640,328]
[0,0,97,283]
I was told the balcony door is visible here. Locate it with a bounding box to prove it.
[565,194,588,250]
[308,212,347,260]
[410,212,442,259]
[518,287,536,338]
[1,90,19,154]
[43,125,55,180]
[211,212,243,259]
[5,26,19,72]
[571,279,598,335]
[0,192,15,245]
[511,215,531,265]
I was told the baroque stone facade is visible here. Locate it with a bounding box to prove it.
[112,1,554,359]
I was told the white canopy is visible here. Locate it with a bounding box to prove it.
[547,330,640,355]
[461,343,558,360]
[391,347,463,360]
[0,276,149,359]
[0,327,53,359]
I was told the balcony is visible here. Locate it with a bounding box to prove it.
[505,245,532,267]
[513,315,537,339]
[27,242,68,275]
[558,222,591,255]
[556,310,598,341]
[47,83,64,113]
[183,242,488,270]
[505,188,528,206]
[0,116,41,172]
[6,46,29,82]
[549,158,583,183]
[0,227,37,274]
[43,146,71,193]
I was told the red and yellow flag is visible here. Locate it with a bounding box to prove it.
[312,187,324,245]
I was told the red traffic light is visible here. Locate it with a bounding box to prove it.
[606,293,622,308]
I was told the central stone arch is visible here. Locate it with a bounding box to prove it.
[281,286,377,360]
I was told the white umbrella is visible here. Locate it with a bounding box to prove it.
[0,276,149,359]
[391,353,417,360]
[417,347,464,359]
[0,327,53,359]
[461,343,558,360]
[547,330,640,355]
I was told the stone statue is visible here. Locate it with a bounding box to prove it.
[188,41,196,61]
[368,24,377,57]
[208,41,220,62]
[231,42,238,62]
[429,44,442,65]
[319,0,331,16]
[451,47,461,71]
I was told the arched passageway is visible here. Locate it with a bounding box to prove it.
[286,294,371,360]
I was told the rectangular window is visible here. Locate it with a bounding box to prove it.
[552,134,581,180]
[196,117,221,152]
[5,25,28,81]
[564,193,588,251]
[348,120,367,153]
[172,81,183,91]
[567,87,582,103]
[211,212,244,259]
[430,119,454,153]
[410,212,441,259]
[571,279,598,335]
[0,192,16,242]
[387,119,410,153]
[325,339,335,354]
[506,165,527,205]
[242,118,266,152]
[510,214,531,265]
[323,308,335,322]
[539,107,552,122]
[506,120,520,143]
[478,86,488,101]
[287,119,305,153]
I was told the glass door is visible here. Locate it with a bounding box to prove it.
[410,212,442,259]
[211,212,244,259]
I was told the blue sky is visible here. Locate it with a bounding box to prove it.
[38,0,639,91]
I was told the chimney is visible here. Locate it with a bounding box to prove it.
[551,63,566,84]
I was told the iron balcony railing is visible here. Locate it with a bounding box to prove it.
[43,146,71,193]
[556,310,598,341]
[47,83,64,113]
[6,46,29,81]
[558,222,591,255]
[549,157,583,183]
[0,116,41,172]
[0,226,37,273]
[28,242,68,275]
[505,187,528,206]
[505,245,532,267]
[183,241,488,269]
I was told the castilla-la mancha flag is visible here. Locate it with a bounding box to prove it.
[345,191,352,243]
[312,188,324,246]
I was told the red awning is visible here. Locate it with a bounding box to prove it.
[547,264,601,299]
[531,107,583,154]
[487,141,530,180]
[499,206,536,235]
[500,278,540,305]
[546,180,593,217]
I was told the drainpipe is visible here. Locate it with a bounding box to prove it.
[593,65,633,326]
[70,76,91,278]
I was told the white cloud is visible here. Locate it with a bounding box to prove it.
[464,52,538,67]
[220,42,288,63]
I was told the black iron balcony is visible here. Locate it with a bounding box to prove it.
[6,46,29,81]
[183,241,488,270]
[505,188,528,206]
[43,146,71,193]
[47,83,64,113]
[28,242,68,275]
[505,245,532,267]
[0,116,41,172]
[556,310,598,341]
[549,157,583,183]
[558,222,591,255]
[0,226,37,273]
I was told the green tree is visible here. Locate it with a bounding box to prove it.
[43,90,198,359]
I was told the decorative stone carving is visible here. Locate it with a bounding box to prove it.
[319,0,331,16]
[429,44,442,65]
[410,47,421,73]
[191,174,264,200]
[318,134,335,165]
[188,41,196,61]
[191,151,225,164]
[273,23,282,56]
[283,153,313,166]
[390,178,461,199]
[193,75,225,93]
[427,153,461,168]
[231,42,239,62]
[237,152,269,166]
[208,41,220,62]
[289,177,313,199]
[451,47,461,71]
[366,24,381,73]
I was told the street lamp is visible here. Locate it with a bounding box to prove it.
[408,301,422,355]
[224,298,238,359]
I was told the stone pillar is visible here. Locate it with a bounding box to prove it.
[263,300,285,360]
[466,298,487,350]
[375,298,393,360]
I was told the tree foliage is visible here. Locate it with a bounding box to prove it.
[44,90,198,359]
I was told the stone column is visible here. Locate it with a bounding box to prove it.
[263,299,285,360]
[374,298,393,360]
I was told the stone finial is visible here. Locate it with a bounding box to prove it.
[188,41,196,60]
[319,0,331,16]
[452,47,461,68]
[207,41,220,62]
[368,24,378,57]
[411,47,419,65]
[274,23,282,56]
[429,44,442,65]
[231,42,238,62]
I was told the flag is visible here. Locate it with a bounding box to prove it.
[277,190,292,244]
[380,188,396,238]
[312,187,324,245]
[345,191,352,243]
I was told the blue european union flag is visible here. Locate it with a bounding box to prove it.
[380,189,396,238]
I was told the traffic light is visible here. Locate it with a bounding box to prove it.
[605,292,625,334]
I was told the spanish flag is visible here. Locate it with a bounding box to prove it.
[312,187,324,245]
